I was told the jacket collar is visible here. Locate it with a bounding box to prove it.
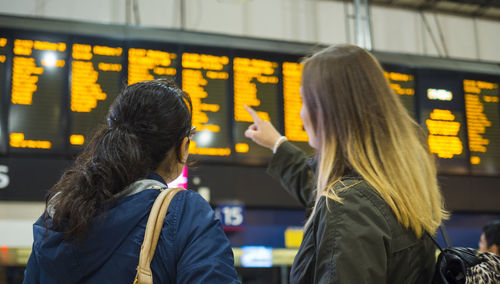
[113,172,168,199]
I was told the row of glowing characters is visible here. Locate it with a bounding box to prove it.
[6,41,494,162]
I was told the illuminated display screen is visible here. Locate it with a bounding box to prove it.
[127,44,177,85]
[417,69,468,174]
[182,51,232,158]
[383,65,416,119]
[464,77,500,175]
[233,56,280,163]
[0,36,7,153]
[282,61,313,154]
[283,62,307,142]
[8,37,67,153]
[167,166,188,189]
[240,246,273,267]
[70,40,123,148]
[1,27,500,179]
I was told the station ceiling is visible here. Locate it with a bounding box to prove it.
[337,0,500,20]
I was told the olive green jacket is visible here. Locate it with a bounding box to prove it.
[267,141,436,284]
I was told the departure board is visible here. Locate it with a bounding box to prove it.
[0,36,7,153]
[182,52,232,158]
[383,65,416,119]
[2,26,500,179]
[9,37,67,153]
[283,62,307,142]
[463,77,500,175]
[127,44,177,85]
[233,56,280,163]
[282,61,313,154]
[70,40,123,149]
[417,69,468,174]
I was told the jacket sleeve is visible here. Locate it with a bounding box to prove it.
[313,189,391,283]
[23,244,40,284]
[173,191,240,284]
[266,141,316,209]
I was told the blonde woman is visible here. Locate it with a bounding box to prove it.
[244,44,447,283]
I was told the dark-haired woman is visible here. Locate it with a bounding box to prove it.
[23,79,240,283]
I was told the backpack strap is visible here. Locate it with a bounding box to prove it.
[426,225,452,254]
[426,230,444,253]
[133,187,184,284]
[438,224,452,249]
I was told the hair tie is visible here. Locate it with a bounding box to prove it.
[107,118,133,133]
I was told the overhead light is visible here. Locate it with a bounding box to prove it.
[41,52,57,67]
[196,130,213,147]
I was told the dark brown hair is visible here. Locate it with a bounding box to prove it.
[45,79,192,242]
[483,220,500,248]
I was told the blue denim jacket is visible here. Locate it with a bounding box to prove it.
[23,173,240,283]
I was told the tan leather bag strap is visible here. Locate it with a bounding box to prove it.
[133,187,184,284]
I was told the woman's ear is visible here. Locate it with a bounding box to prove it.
[180,137,189,163]
[491,244,499,255]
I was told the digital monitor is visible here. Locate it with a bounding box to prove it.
[463,75,500,175]
[127,42,178,85]
[233,54,281,164]
[167,166,188,189]
[240,246,273,268]
[417,69,469,174]
[0,35,8,154]
[382,64,417,120]
[181,49,232,160]
[282,61,312,154]
[70,38,124,150]
[8,35,68,154]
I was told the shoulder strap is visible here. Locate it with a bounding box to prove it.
[439,224,452,249]
[426,231,444,253]
[133,187,184,284]
[425,224,452,252]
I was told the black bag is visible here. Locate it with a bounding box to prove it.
[428,225,500,284]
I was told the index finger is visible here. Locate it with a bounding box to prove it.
[244,105,263,123]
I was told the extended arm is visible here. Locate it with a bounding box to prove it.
[267,141,316,208]
[243,105,316,208]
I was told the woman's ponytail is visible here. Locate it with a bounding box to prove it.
[45,79,192,243]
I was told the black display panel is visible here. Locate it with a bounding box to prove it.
[233,54,280,164]
[8,35,68,154]
[463,75,500,175]
[417,69,468,174]
[0,35,7,154]
[181,49,232,160]
[0,25,499,179]
[70,38,124,149]
[382,64,417,120]
[282,61,313,154]
[127,42,177,85]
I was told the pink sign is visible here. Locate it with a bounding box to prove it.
[167,166,188,189]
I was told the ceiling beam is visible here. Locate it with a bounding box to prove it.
[335,0,500,21]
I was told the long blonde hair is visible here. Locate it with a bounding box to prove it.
[301,44,448,237]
